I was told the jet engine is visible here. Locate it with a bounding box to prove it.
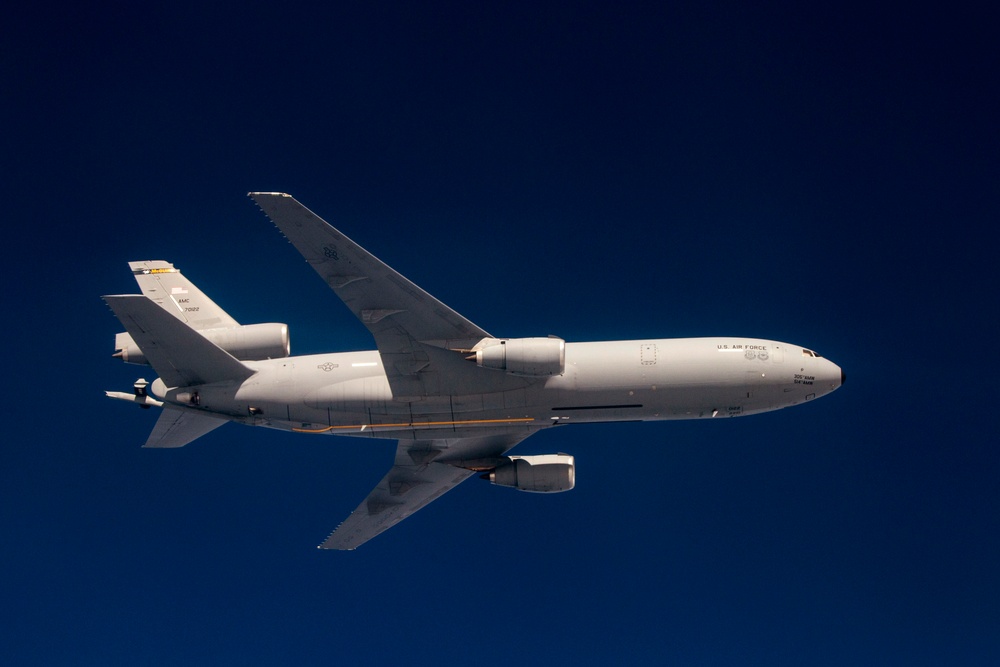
[114,323,290,365]
[486,454,575,493]
[474,337,565,376]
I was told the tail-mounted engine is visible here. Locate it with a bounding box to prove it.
[473,336,565,377]
[485,454,575,493]
[114,323,290,365]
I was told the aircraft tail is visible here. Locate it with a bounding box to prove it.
[113,261,291,367]
[114,261,240,363]
[128,260,239,329]
[103,294,256,388]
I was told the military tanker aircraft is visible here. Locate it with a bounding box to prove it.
[104,193,844,549]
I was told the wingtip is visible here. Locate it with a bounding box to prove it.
[247,191,291,198]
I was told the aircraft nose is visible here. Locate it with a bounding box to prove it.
[820,359,844,393]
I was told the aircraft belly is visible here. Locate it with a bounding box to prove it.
[246,380,537,440]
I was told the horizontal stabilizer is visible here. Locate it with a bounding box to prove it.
[103,295,255,388]
[144,406,228,448]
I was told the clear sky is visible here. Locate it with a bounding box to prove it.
[2,2,997,665]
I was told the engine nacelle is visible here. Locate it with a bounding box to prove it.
[114,323,290,365]
[488,454,576,493]
[475,337,565,376]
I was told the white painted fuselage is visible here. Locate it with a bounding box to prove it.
[150,336,843,441]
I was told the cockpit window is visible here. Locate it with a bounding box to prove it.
[801,348,822,358]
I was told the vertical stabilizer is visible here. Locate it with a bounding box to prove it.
[128,260,239,330]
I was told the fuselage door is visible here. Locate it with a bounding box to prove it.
[641,343,657,365]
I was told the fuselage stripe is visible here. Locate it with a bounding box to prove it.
[551,404,643,411]
[292,417,535,434]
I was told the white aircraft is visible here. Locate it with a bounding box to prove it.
[104,193,844,550]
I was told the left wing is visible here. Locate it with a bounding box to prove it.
[321,432,535,550]
[249,192,524,398]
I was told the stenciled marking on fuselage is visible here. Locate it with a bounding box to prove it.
[718,342,770,360]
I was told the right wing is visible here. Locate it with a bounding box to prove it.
[321,432,535,550]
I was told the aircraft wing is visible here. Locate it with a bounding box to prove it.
[249,192,502,397]
[321,432,534,550]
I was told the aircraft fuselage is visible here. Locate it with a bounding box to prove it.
[150,336,843,441]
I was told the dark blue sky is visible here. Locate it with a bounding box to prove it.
[3,2,997,665]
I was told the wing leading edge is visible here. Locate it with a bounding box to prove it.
[321,432,536,550]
